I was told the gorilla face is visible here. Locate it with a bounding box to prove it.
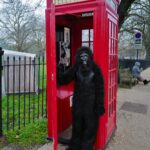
[75,46,93,71]
[79,52,92,71]
[80,52,89,65]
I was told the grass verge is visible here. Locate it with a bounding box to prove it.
[3,119,47,148]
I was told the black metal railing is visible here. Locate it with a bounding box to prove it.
[0,48,47,135]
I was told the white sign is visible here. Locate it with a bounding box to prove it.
[134,31,142,49]
[82,12,93,17]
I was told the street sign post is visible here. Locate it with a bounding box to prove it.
[134,31,142,60]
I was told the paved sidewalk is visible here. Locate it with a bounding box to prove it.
[38,68,150,150]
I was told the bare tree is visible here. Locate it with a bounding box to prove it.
[0,0,41,52]
[26,17,45,55]
[120,0,150,60]
[33,19,45,53]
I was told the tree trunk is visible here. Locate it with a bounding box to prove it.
[118,0,136,29]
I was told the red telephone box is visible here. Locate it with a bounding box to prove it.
[46,0,120,150]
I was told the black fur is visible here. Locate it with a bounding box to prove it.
[57,46,105,150]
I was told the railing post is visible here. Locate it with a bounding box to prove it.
[0,47,4,137]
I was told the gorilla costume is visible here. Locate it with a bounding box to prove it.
[57,46,105,150]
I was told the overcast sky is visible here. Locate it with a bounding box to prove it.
[23,0,46,16]
[22,0,46,7]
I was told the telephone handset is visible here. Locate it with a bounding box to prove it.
[56,26,71,72]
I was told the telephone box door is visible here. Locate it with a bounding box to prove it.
[46,6,58,150]
[107,13,118,139]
